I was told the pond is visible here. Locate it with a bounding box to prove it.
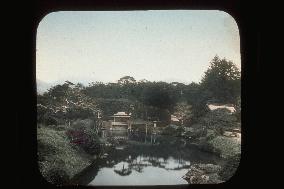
[75,130,224,186]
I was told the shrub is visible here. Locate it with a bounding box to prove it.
[66,119,101,155]
[161,125,178,136]
[207,136,241,158]
[37,127,91,185]
[199,108,239,131]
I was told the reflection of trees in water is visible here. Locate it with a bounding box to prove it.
[147,157,166,169]
[114,163,132,176]
[129,162,146,173]
[101,138,200,170]
[114,169,132,176]
[77,134,222,184]
[128,156,150,173]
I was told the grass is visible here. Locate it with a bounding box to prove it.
[37,126,92,185]
[207,136,241,158]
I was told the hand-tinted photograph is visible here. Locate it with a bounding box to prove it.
[36,10,241,186]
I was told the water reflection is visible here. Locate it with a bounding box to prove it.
[75,131,223,186]
[114,162,132,176]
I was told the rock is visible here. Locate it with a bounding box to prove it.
[183,163,223,184]
[195,164,222,173]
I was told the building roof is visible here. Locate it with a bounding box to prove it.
[207,104,236,113]
[110,112,131,117]
[171,115,180,122]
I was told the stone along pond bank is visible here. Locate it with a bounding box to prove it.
[178,108,241,184]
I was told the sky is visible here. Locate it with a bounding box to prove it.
[36,10,240,86]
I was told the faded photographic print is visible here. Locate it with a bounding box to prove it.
[36,10,241,186]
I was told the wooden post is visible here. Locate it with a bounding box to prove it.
[144,123,147,143]
[145,123,147,135]
[112,116,115,130]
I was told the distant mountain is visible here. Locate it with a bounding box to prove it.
[36,79,53,94]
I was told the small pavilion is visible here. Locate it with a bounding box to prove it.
[110,112,131,129]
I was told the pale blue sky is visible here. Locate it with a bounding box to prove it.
[36,10,240,85]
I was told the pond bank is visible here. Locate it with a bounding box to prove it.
[71,129,240,185]
[38,110,241,185]
[37,120,102,186]
[68,132,227,186]
[37,126,93,185]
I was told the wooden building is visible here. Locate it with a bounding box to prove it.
[109,112,131,130]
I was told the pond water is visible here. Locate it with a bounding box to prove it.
[76,130,224,186]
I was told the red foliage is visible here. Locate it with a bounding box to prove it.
[66,130,88,145]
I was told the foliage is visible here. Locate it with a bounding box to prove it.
[141,82,177,111]
[37,127,91,185]
[66,119,101,155]
[198,108,239,133]
[37,55,241,129]
[207,136,241,158]
[36,56,241,184]
[172,102,193,126]
[161,125,185,136]
[37,81,99,125]
[200,56,241,104]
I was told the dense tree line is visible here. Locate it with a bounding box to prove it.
[37,56,241,125]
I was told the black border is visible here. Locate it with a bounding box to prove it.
[17,0,261,188]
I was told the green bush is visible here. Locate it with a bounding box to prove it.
[207,136,241,158]
[198,108,239,131]
[161,125,177,136]
[37,127,91,185]
[66,119,101,155]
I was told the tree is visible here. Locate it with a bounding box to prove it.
[141,82,176,111]
[173,102,193,126]
[200,56,241,104]
[37,81,99,124]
